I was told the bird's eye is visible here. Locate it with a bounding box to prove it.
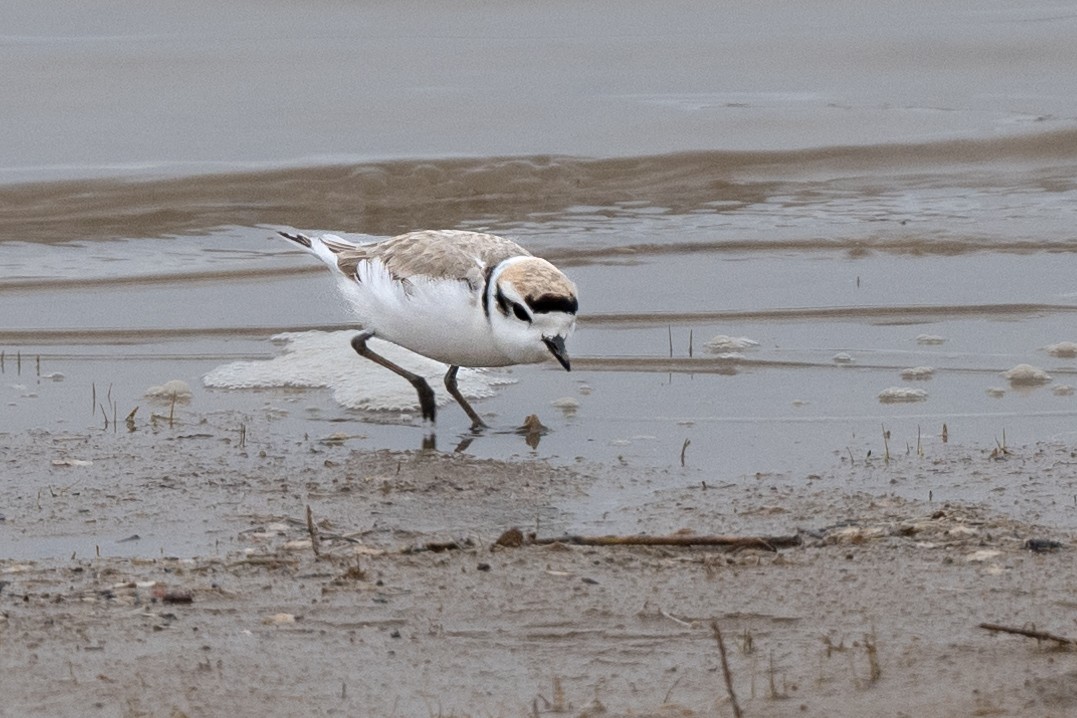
[512,302,530,322]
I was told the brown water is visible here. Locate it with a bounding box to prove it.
[3,1,1077,557]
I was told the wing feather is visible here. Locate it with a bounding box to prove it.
[338,230,530,286]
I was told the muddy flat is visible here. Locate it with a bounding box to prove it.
[2,410,1075,717]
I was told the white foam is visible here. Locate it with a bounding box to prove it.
[915,334,946,345]
[1044,341,1077,358]
[145,379,193,401]
[203,331,513,411]
[1052,384,1074,396]
[1002,363,1051,385]
[878,386,928,403]
[704,335,759,352]
[900,366,935,380]
[833,352,854,364]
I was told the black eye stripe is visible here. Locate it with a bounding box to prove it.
[494,288,575,323]
[526,294,578,315]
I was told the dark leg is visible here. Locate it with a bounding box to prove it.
[350,331,437,423]
[444,365,487,430]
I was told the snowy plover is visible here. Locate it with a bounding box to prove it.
[280,229,578,428]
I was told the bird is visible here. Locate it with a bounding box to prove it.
[279,229,578,429]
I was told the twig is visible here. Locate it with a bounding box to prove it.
[864,630,881,682]
[711,620,743,718]
[527,532,800,551]
[225,556,300,569]
[306,504,322,558]
[417,530,801,554]
[402,538,477,554]
[979,622,1075,646]
[662,675,684,705]
[552,676,565,712]
[661,609,694,628]
[768,650,781,699]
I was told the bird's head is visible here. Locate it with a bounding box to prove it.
[486,257,578,369]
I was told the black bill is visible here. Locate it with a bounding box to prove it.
[543,335,571,371]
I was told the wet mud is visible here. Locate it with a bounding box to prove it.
[1,411,1074,717]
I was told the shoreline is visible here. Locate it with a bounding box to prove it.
[1,422,1073,716]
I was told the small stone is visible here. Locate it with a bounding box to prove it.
[1025,538,1063,553]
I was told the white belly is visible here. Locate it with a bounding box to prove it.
[333,265,543,368]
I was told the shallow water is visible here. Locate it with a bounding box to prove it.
[4,0,1077,182]
[3,1,1077,557]
[4,154,1076,533]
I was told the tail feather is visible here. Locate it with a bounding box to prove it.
[279,230,364,254]
[278,229,355,274]
[278,230,313,249]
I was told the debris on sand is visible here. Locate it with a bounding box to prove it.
[516,414,548,449]
[158,588,194,604]
[50,458,93,467]
[916,334,946,345]
[979,622,1076,647]
[1024,538,1064,553]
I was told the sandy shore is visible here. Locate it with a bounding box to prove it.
[1,412,1074,717]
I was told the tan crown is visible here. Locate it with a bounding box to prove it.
[498,258,576,301]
